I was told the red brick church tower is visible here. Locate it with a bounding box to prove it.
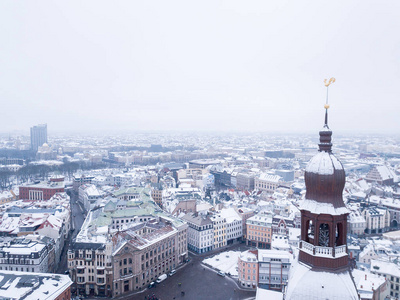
[285,79,359,299]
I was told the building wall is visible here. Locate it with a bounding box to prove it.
[0,244,49,273]
[258,254,290,291]
[226,219,242,243]
[68,245,111,297]
[254,177,280,193]
[363,208,390,234]
[246,216,272,249]
[151,189,163,207]
[185,218,213,254]
[19,186,64,201]
[238,253,259,289]
[212,216,226,249]
[54,286,72,300]
[112,234,180,297]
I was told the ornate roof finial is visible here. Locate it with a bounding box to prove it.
[319,78,335,152]
[323,77,335,128]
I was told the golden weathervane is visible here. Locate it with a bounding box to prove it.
[324,77,335,109]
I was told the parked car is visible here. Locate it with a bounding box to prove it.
[169,269,176,276]
[156,274,168,283]
[217,271,225,277]
[148,282,155,289]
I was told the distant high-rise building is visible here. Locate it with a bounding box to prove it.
[30,123,47,151]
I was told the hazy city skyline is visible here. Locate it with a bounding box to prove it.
[1,1,399,135]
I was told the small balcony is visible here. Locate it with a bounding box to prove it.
[300,241,347,258]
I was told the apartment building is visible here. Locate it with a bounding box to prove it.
[246,213,273,249]
[73,175,95,192]
[0,238,50,273]
[370,259,400,299]
[258,250,290,291]
[78,184,103,212]
[238,249,291,291]
[0,270,72,300]
[362,207,390,234]
[112,222,185,297]
[182,213,213,254]
[211,214,226,249]
[151,183,163,208]
[238,250,258,289]
[236,173,255,191]
[68,242,112,297]
[220,207,243,244]
[255,174,282,193]
[348,210,367,235]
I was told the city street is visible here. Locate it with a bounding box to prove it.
[56,190,86,274]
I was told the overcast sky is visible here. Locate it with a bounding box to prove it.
[1,1,399,135]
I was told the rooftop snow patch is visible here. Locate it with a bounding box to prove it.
[300,199,349,215]
[286,261,358,299]
[306,151,343,175]
[202,251,241,276]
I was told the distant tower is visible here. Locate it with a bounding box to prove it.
[30,124,47,152]
[285,79,359,299]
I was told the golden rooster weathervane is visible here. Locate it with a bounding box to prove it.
[323,77,335,127]
[324,77,335,109]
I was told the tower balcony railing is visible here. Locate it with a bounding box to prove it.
[300,241,347,258]
[335,245,347,255]
[315,246,332,256]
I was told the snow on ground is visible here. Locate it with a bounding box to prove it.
[202,250,241,276]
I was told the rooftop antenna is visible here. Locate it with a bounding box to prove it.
[323,77,335,128]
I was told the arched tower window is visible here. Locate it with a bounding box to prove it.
[307,220,314,242]
[318,223,329,247]
[335,223,344,246]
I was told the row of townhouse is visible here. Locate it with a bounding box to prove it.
[183,207,243,254]
[184,209,298,254]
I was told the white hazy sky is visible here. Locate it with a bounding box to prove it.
[1,1,399,135]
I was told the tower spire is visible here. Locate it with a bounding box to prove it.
[319,78,335,152]
[323,77,335,128]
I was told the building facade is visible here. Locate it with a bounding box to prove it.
[0,238,49,273]
[238,250,259,289]
[30,123,47,152]
[362,207,390,234]
[246,213,272,249]
[255,174,282,193]
[211,214,226,249]
[19,178,65,201]
[182,213,213,254]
